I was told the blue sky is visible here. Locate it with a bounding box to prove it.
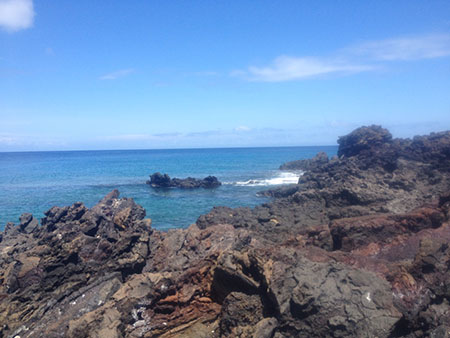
[1,0,450,151]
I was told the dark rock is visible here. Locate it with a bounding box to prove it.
[218,292,264,337]
[260,184,301,198]
[259,128,450,223]
[337,125,393,158]
[0,190,153,337]
[147,172,221,188]
[147,172,172,187]
[196,206,258,229]
[19,213,39,234]
[280,151,329,171]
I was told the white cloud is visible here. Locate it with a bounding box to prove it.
[99,68,135,80]
[235,33,450,82]
[241,56,371,82]
[352,34,450,61]
[0,0,34,32]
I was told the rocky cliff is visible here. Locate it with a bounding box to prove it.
[1,125,449,337]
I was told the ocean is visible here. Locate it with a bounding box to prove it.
[0,146,337,231]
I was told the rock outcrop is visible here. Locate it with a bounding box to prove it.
[1,125,450,337]
[279,151,330,171]
[147,172,221,189]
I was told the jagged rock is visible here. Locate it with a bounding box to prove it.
[337,125,393,158]
[279,151,329,171]
[147,172,221,188]
[19,213,39,234]
[0,190,152,337]
[147,172,172,187]
[1,126,450,337]
[252,127,450,235]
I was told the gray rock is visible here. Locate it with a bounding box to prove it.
[19,213,39,233]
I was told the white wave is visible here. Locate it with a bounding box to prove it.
[229,172,302,187]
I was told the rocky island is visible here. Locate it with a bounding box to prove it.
[0,125,449,337]
[147,172,221,189]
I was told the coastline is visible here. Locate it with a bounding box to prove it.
[0,145,337,230]
[1,125,449,337]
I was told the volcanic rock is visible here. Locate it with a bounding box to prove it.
[19,213,39,234]
[279,151,329,171]
[147,172,221,189]
[1,125,450,337]
[337,124,393,158]
[0,190,152,337]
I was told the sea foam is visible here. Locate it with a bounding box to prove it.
[230,171,302,187]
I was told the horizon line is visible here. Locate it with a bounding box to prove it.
[0,143,339,154]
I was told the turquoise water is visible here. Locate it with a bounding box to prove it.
[0,146,337,231]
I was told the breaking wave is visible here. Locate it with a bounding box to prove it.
[226,171,302,187]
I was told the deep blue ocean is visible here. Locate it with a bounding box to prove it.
[0,146,337,231]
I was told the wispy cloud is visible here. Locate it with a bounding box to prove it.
[99,68,135,80]
[352,34,450,61]
[102,134,152,141]
[0,133,70,151]
[0,134,19,145]
[98,126,345,148]
[241,56,371,82]
[235,33,450,82]
[0,0,34,32]
[153,132,183,138]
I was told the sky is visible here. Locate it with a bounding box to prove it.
[1,0,450,151]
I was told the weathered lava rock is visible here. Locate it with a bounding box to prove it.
[279,151,330,171]
[0,190,153,337]
[1,125,450,337]
[147,172,221,188]
[337,124,393,158]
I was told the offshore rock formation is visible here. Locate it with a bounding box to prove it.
[147,172,221,189]
[1,125,449,337]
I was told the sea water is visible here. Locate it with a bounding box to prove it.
[0,146,337,231]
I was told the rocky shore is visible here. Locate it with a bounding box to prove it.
[1,125,449,337]
[147,172,221,189]
[279,151,330,171]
